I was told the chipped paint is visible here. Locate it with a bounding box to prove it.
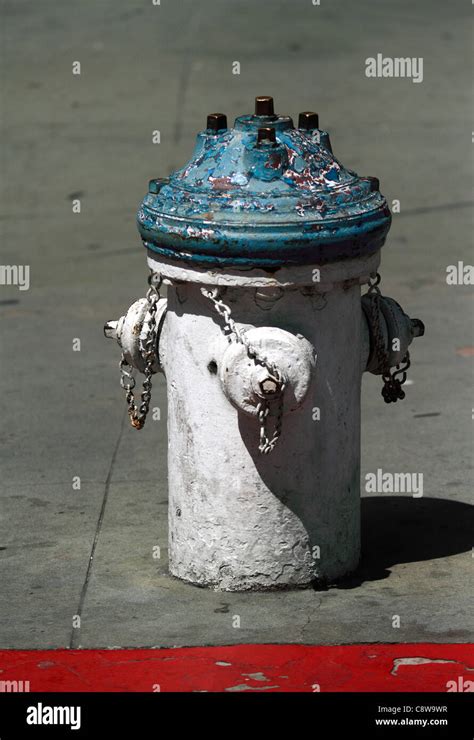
[242,672,269,681]
[137,106,391,268]
[391,657,474,676]
[225,684,279,691]
[0,645,472,692]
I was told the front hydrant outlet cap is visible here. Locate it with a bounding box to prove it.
[137,96,392,269]
[219,326,316,417]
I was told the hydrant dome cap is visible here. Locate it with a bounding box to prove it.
[138,100,391,268]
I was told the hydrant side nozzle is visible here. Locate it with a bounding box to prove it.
[104,298,167,373]
[219,326,315,418]
[361,293,424,376]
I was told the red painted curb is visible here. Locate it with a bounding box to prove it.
[0,644,472,693]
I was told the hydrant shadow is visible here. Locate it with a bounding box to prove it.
[332,495,474,589]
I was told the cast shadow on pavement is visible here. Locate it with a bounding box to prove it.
[320,496,473,590]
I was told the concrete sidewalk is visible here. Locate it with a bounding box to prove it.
[0,0,472,649]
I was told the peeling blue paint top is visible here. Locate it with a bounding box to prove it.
[137,104,391,268]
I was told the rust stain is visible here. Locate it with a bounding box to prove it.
[209,176,236,191]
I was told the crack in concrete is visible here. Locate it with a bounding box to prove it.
[299,598,323,641]
[69,410,127,649]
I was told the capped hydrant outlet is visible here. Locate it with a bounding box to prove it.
[104,296,167,374]
[362,294,424,378]
[104,96,424,591]
[218,326,316,418]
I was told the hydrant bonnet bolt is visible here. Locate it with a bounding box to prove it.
[298,111,319,130]
[256,126,277,145]
[368,176,380,192]
[206,113,228,133]
[255,95,275,117]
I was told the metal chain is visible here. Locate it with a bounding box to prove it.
[202,287,286,454]
[366,272,410,403]
[119,272,162,429]
[256,400,285,454]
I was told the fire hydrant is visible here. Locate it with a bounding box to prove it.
[105,96,424,591]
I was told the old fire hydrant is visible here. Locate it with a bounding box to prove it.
[105,96,424,591]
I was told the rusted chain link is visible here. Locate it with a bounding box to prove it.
[120,272,162,429]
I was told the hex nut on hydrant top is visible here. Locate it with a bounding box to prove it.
[104,96,424,591]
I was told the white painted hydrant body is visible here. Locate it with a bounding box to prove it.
[105,98,424,591]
